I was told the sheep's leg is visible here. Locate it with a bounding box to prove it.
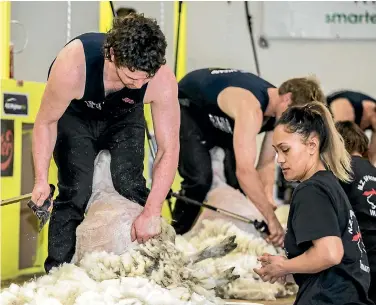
[195,266,240,290]
[188,235,237,263]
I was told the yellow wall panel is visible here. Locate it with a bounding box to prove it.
[1,79,58,280]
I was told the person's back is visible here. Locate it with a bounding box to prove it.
[336,121,376,304]
[178,68,276,149]
[178,68,275,109]
[327,90,376,128]
[173,67,279,235]
[342,156,376,258]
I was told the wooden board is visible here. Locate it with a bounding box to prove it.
[225,296,295,305]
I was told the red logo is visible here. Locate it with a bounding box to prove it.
[352,232,362,242]
[1,129,14,171]
[363,189,376,196]
[122,97,135,104]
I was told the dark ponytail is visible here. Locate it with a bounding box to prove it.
[277,101,352,183]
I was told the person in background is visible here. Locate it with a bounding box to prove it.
[172,67,326,247]
[116,7,137,18]
[327,90,376,166]
[336,121,376,304]
[254,102,373,305]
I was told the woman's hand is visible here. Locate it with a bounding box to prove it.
[254,253,289,284]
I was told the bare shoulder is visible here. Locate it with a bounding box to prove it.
[218,86,262,120]
[151,65,176,83]
[48,39,86,100]
[330,98,355,121]
[144,65,178,104]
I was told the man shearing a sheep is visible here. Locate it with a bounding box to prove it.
[31,14,180,273]
[172,68,327,247]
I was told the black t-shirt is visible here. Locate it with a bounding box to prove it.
[178,68,276,149]
[341,156,376,273]
[285,170,372,305]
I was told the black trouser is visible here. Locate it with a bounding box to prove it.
[171,106,241,235]
[44,105,149,273]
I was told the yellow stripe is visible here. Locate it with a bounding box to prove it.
[0,0,11,79]
[99,1,113,33]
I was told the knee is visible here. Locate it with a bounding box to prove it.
[113,178,133,198]
[112,173,147,201]
[195,172,212,190]
[55,182,93,212]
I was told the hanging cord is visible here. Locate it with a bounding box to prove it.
[244,1,261,76]
[109,1,116,17]
[258,2,269,49]
[225,2,232,61]
[160,2,165,33]
[66,1,72,43]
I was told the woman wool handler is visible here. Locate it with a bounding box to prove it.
[254,102,373,305]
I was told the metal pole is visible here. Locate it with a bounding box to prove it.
[1,193,32,207]
[244,1,261,76]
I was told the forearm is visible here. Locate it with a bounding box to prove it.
[32,121,57,182]
[145,148,179,213]
[257,161,276,201]
[237,168,276,222]
[282,246,338,275]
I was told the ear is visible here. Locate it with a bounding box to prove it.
[371,112,376,129]
[307,134,320,155]
[282,92,292,104]
[110,47,115,62]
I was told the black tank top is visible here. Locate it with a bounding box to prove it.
[48,33,148,120]
[178,68,276,148]
[327,90,376,129]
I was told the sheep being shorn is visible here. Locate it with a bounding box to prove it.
[1,232,238,305]
[173,146,297,301]
[1,150,239,305]
[176,218,298,301]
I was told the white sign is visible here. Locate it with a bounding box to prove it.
[262,1,376,40]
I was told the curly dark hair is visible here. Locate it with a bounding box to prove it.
[103,13,167,77]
